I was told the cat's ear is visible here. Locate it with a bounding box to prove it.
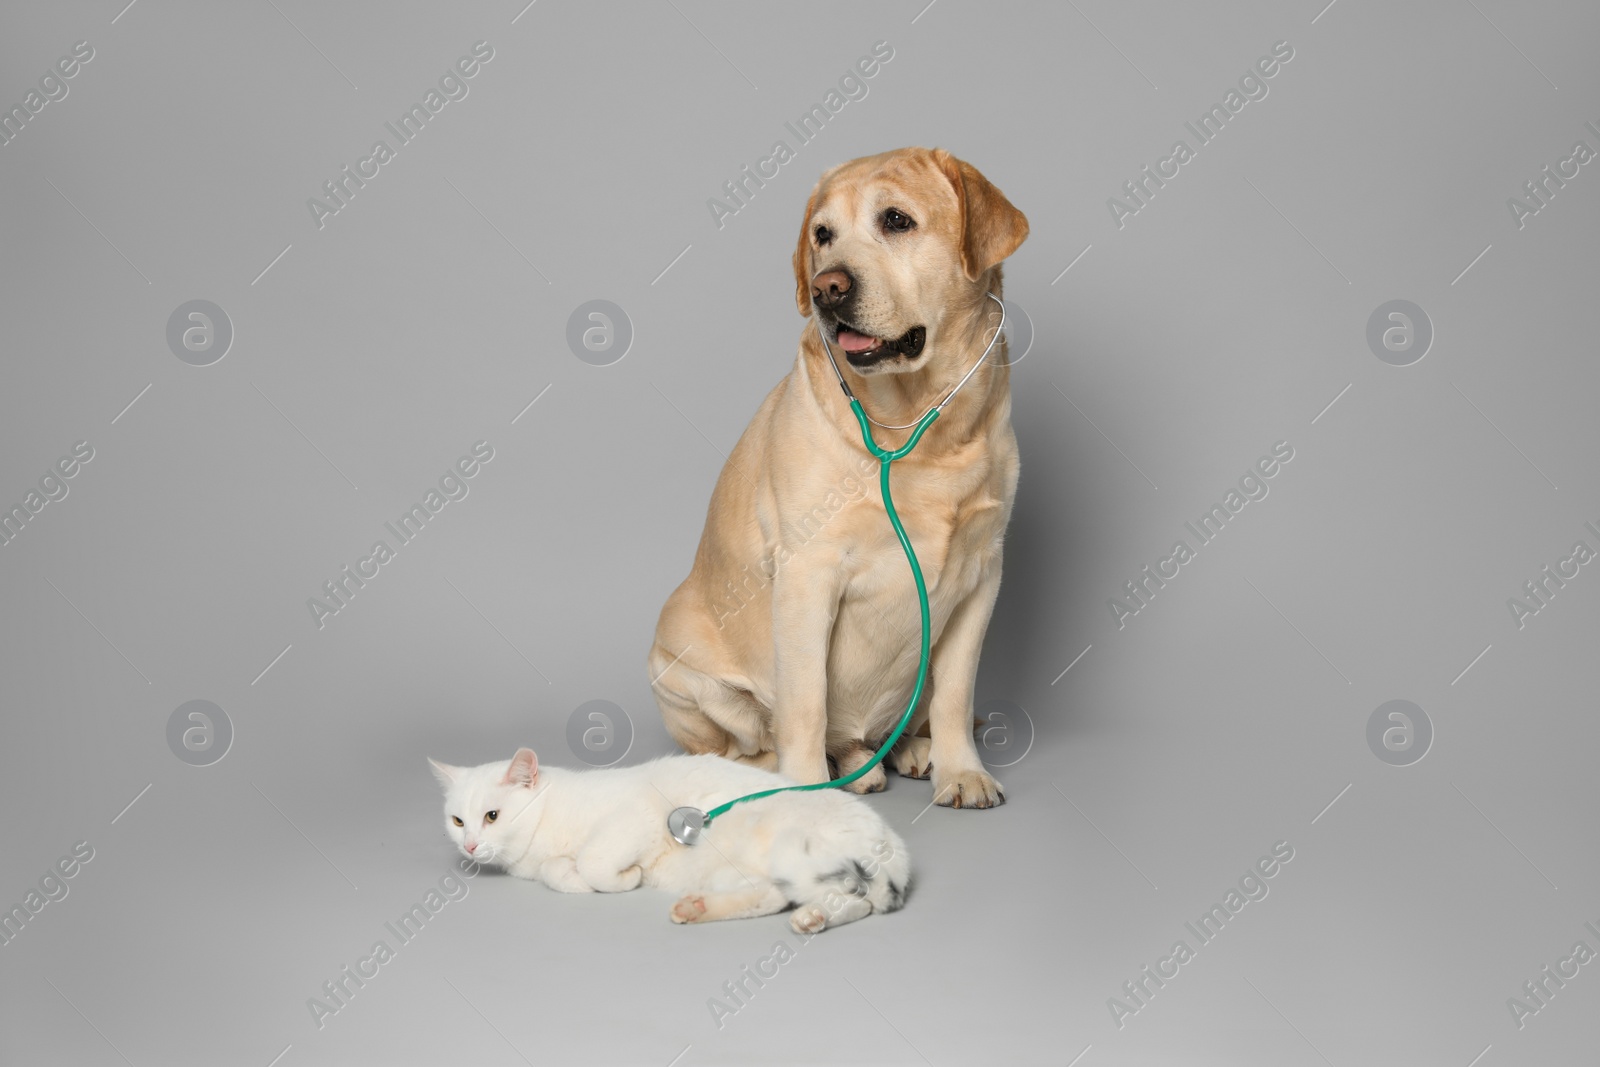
[503,748,539,788]
[427,758,459,789]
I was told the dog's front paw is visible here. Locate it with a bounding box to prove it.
[932,766,1005,809]
[891,736,933,779]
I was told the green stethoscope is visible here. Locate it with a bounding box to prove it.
[668,293,1006,845]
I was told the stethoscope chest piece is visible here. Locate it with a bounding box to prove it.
[668,806,707,846]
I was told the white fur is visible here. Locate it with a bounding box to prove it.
[428,749,911,932]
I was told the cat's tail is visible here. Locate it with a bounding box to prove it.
[784,824,912,933]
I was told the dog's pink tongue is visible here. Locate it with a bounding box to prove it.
[838,329,878,353]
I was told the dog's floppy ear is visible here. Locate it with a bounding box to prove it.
[792,182,822,317]
[934,149,1029,282]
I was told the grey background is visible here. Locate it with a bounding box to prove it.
[1,1,1596,1064]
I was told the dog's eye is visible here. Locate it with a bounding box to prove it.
[451,816,463,827]
[883,209,915,233]
[814,225,833,246]
[485,810,498,823]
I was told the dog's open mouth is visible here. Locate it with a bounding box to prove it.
[832,323,927,366]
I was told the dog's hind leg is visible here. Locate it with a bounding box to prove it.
[890,709,934,779]
[831,741,887,793]
[649,642,775,764]
[732,749,779,771]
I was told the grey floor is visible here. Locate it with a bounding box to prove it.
[3,1,1598,1065]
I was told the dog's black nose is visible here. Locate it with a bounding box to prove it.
[811,270,853,309]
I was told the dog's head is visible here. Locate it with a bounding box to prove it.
[793,147,1028,374]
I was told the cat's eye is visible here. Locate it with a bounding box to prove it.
[451,816,463,827]
[485,810,499,823]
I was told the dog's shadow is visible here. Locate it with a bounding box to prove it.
[976,363,1102,725]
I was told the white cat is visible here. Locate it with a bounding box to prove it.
[428,748,911,933]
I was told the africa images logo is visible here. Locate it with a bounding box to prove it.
[1106,40,1295,229]
[306,442,494,629]
[1108,441,1294,629]
[705,40,894,231]
[306,42,495,230]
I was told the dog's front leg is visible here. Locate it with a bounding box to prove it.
[770,562,841,785]
[926,562,1006,809]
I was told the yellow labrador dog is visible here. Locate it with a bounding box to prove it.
[648,147,1027,809]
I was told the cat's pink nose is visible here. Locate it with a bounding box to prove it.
[465,841,478,853]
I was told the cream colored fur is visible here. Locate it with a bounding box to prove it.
[649,147,1029,809]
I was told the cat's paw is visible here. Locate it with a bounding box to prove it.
[932,766,1005,809]
[582,863,643,893]
[891,736,933,779]
[540,856,595,893]
[670,895,708,924]
[790,904,828,935]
